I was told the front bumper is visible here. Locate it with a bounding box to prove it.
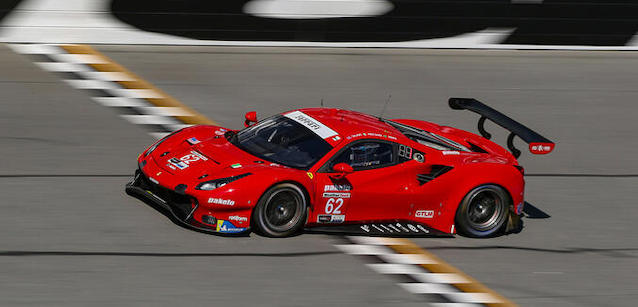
[125,170,250,236]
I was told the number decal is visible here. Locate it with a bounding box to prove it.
[325,198,343,214]
[180,154,199,164]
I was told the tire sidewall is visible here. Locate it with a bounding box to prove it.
[252,183,307,237]
[455,184,510,238]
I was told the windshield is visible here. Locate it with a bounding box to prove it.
[384,120,470,152]
[229,115,333,169]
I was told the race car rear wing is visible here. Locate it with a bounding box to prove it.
[448,98,554,158]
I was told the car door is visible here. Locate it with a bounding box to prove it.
[312,139,412,224]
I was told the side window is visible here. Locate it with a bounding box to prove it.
[330,141,395,171]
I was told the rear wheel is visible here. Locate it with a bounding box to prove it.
[455,185,510,238]
[252,183,307,237]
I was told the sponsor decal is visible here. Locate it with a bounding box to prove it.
[515,202,525,215]
[189,150,208,161]
[149,177,159,184]
[442,151,460,155]
[216,220,247,233]
[215,130,225,136]
[332,136,341,141]
[324,184,351,191]
[284,110,338,139]
[357,223,430,234]
[317,214,345,223]
[230,163,242,169]
[371,224,385,232]
[395,222,410,232]
[168,151,208,170]
[415,210,435,218]
[208,198,235,205]
[228,215,248,222]
[169,157,188,169]
[166,163,176,170]
[307,172,314,179]
[186,137,201,145]
[322,192,351,198]
[156,171,162,176]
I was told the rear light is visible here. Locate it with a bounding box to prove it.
[513,165,525,175]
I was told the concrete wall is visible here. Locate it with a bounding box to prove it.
[2,0,638,49]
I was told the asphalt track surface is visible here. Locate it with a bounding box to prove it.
[1,44,638,306]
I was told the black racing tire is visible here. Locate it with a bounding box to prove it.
[252,183,307,237]
[455,184,510,238]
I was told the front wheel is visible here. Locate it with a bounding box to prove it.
[455,185,510,238]
[252,183,307,237]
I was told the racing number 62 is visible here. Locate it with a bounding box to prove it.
[325,198,343,214]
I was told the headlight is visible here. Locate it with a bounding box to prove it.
[195,173,251,191]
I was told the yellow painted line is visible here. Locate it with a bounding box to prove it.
[387,238,518,306]
[59,44,217,126]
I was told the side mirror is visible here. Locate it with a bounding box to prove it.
[329,163,354,179]
[244,111,258,127]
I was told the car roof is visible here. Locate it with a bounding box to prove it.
[291,108,405,141]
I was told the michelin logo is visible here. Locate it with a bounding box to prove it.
[208,198,235,205]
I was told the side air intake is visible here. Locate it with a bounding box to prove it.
[417,165,453,185]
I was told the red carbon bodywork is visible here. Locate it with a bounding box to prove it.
[134,108,526,235]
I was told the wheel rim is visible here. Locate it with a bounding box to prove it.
[465,189,503,231]
[263,188,303,232]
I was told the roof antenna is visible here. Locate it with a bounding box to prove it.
[379,94,392,119]
[320,98,324,108]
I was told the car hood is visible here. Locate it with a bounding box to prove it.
[148,127,298,180]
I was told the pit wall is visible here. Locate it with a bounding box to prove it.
[2,0,638,49]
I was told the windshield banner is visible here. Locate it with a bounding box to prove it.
[285,111,338,139]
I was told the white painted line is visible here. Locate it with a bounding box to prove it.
[78,71,137,81]
[111,88,164,99]
[150,132,171,140]
[120,115,180,125]
[35,62,88,72]
[346,236,406,246]
[49,53,109,64]
[366,263,423,275]
[398,282,459,294]
[64,79,119,89]
[138,107,193,117]
[334,244,391,255]
[443,292,503,304]
[410,273,471,284]
[378,253,437,264]
[91,97,149,108]
[7,43,60,54]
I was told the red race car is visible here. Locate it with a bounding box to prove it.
[126,98,554,237]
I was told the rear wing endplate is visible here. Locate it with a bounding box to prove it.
[448,98,554,158]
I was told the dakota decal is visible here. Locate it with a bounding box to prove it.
[208,198,235,205]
